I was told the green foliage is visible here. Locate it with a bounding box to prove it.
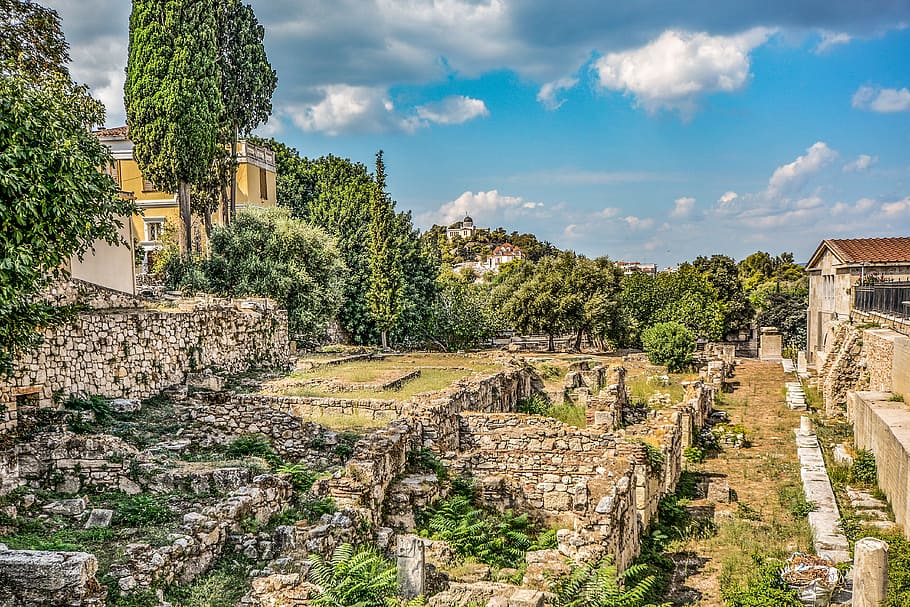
[640,322,696,372]
[116,494,174,527]
[722,557,802,607]
[307,543,398,607]
[367,151,404,347]
[1,53,135,373]
[225,434,281,466]
[889,393,905,402]
[778,484,817,518]
[683,446,706,464]
[275,463,317,491]
[756,291,809,350]
[551,556,671,607]
[126,0,222,251]
[495,252,623,350]
[418,478,551,569]
[851,449,877,485]
[166,552,252,607]
[421,270,505,351]
[269,495,336,528]
[517,394,586,427]
[619,266,725,346]
[689,255,754,335]
[202,207,347,347]
[407,447,448,481]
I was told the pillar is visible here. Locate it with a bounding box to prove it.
[854,537,889,607]
[397,534,425,599]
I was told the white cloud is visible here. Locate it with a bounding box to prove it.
[815,31,852,53]
[598,207,621,219]
[852,86,910,113]
[434,190,545,224]
[592,28,771,116]
[882,196,910,215]
[671,196,695,218]
[286,85,403,135]
[624,216,655,230]
[537,76,579,110]
[768,141,837,195]
[415,95,489,125]
[843,154,879,172]
[718,191,739,205]
[287,87,487,135]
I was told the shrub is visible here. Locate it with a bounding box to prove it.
[116,494,174,527]
[640,322,695,372]
[683,446,706,464]
[852,449,877,485]
[308,543,397,607]
[550,556,671,607]
[722,557,803,607]
[275,463,317,491]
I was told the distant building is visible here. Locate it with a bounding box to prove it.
[806,237,910,365]
[616,261,658,277]
[446,215,483,240]
[487,243,523,270]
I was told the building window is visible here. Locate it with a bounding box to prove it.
[104,160,119,187]
[822,274,835,311]
[142,176,156,192]
[145,219,164,242]
[259,167,268,200]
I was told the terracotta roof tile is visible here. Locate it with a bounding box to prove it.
[93,126,128,137]
[825,237,910,263]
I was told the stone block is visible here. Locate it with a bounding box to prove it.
[42,497,88,516]
[84,508,114,529]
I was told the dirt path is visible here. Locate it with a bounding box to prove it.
[666,360,814,606]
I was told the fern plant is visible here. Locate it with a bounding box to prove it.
[551,557,671,607]
[307,543,398,607]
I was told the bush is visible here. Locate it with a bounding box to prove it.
[116,494,174,527]
[722,557,802,607]
[852,449,877,485]
[308,543,397,607]
[640,322,695,372]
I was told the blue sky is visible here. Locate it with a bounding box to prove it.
[48,0,910,266]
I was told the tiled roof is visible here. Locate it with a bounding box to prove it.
[93,126,128,137]
[825,237,910,263]
[492,243,521,255]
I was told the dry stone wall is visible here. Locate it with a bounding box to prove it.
[1,297,289,414]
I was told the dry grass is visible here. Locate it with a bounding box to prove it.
[306,412,393,431]
[282,368,476,401]
[669,360,814,605]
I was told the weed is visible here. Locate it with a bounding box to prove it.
[116,494,175,527]
[275,463,317,491]
[852,449,877,485]
[683,445,706,464]
[889,394,905,402]
[778,484,817,519]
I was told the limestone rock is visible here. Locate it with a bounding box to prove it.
[84,508,114,529]
[42,497,88,516]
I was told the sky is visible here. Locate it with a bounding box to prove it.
[46,0,910,266]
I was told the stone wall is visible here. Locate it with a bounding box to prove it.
[109,474,294,593]
[848,391,910,540]
[1,298,289,415]
[0,548,105,606]
[324,367,535,523]
[819,323,910,415]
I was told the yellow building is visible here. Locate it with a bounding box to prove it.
[94,126,277,268]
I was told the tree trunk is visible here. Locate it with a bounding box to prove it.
[203,206,213,238]
[547,333,554,352]
[574,328,584,351]
[381,330,388,351]
[221,182,230,226]
[178,180,192,253]
[230,133,238,221]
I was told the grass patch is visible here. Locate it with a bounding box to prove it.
[625,372,694,405]
[517,394,586,427]
[283,368,477,401]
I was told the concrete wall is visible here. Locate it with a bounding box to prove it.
[848,391,910,539]
[69,218,136,295]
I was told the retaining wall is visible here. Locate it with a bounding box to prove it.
[848,390,910,539]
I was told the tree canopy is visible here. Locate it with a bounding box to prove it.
[1,1,136,373]
[125,0,223,251]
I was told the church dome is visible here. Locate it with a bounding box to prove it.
[462,215,474,226]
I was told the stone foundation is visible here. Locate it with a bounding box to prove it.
[0,548,105,606]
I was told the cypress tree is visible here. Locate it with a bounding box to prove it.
[367,150,403,349]
[125,0,222,252]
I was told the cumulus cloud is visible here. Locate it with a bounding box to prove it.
[591,28,772,116]
[286,87,487,135]
[671,196,695,218]
[285,85,404,135]
[415,95,489,125]
[624,216,655,230]
[598,207,621,219]
[767,141,837,195]
[718,191,739,205]
[882,196,910,216]
[852,86,910,113]
[537,76,579,110]
[434,190,545,224]
[843,154,878,172]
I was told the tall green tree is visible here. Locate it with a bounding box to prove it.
[125,0,223,252]
[1,1,137,374]
[689,254,753,335]
[367,150,403,349]
[214,0,276,225]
